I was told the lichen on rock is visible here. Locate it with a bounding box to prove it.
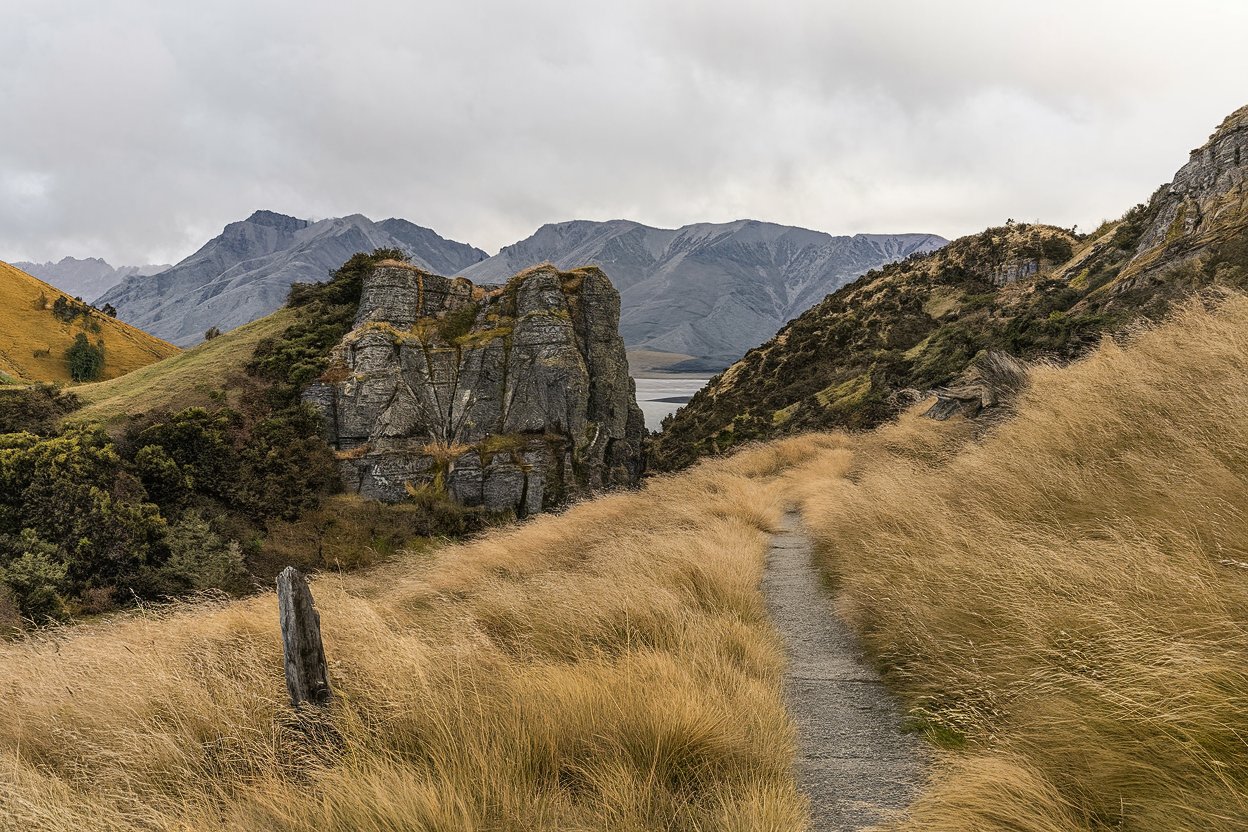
[305,261,645,515]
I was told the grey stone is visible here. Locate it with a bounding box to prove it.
[307,263,645,515]
[925,350,1029,421]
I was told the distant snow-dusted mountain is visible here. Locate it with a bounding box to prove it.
[10,257,171,304]
[96,211,488,346]
[460,219,947,364]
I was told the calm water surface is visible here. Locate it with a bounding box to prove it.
[633,376,713,431]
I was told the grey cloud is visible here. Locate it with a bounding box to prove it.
[1,0,1246,265]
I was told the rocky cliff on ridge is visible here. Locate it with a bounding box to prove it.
[305,262,645,514]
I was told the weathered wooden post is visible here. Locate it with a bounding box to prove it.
[276,566,332,707]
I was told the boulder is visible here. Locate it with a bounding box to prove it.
[306,262,645,514]
[924,351,1029,421]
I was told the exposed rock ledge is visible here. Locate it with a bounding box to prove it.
[305,261,646,514]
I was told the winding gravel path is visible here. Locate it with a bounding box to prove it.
[763,510,925,830]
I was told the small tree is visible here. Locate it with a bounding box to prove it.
[204,326,222,341]
[101,303,118,318]
[52,296,73,322]
[33,292,48,311]
[66,334,104,382]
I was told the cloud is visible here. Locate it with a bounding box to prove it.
[1,0,1246,265]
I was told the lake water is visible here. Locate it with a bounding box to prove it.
[633,376,713,431]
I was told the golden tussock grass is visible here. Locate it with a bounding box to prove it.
[0,439,827,831]
[785,294,1248,830]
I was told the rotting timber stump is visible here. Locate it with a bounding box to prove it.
[277,566,332,707]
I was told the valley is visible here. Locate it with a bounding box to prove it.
[3,289,1246,830]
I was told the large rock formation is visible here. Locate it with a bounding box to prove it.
[305,262,646,514]
[1134,105,1248,259]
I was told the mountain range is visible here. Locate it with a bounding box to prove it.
[11,257,170,303]
[461,220,946,367]
[80,213,945,359]
[94,211,489,346]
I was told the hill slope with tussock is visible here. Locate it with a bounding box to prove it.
[0,433,838,831]
[0,260,177,384]
[784,294,1248,830]
[71,307,297,426]
[653,104,1248,470]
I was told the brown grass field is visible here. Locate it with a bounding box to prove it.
[784,294,1248,830]
[0,437,836,831]
[4,292,1248,830]
[0,261,177,384]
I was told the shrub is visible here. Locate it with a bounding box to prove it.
[0,384,81,434]
[66,333,105,382]
[0,530,68,622]
[163,510,248,593]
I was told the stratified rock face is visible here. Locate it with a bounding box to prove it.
[1134,105,1248,263]
[306,262,646,514]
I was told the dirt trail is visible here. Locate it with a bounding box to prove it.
[763,510,924,830]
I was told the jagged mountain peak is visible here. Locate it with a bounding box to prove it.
[8,255,172,302]
[242,209,311,231]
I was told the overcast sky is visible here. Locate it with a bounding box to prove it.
[2,0,1246,265]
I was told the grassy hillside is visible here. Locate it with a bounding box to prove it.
[653,105,1248,470]
[784,295,1248,830]
[0,438,824,831]
[651,223,1084,467]
[72,307,297,426]
[0,260,177,384]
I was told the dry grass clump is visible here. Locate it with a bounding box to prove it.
[0,439,823,831]
[786,295,1248,830]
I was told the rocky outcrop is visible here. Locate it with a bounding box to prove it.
[1134,105,1248,260]
[305,262,646,514]
[924,351,1029,421]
